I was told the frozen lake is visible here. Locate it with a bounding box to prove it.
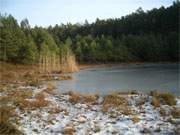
[57,63,180,95]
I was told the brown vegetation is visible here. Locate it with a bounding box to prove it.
[0,61,77,134]
[0,61,77,85]
[69,92,81,104]
[63,125,76,135]
[49,107,64,114]
[43,82,56,94]
[103,93,129,108]
[0,106,22,135]
[150,91,176,107]
[31,93,49,108]
[171,107,180,119]
[159,108,166,117]
[68,91,98,104]
[102,93,131,114]
[132,116,140,123]
[59,75,73,80]
[151,97,160,108]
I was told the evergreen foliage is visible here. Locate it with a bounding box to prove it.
[0,1,179,64]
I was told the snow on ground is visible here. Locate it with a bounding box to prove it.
[13,86,180,135]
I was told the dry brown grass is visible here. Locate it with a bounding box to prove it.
[47,82,56,91]
[117,105,132,115]
[132,116,140,123]
[14,92,50,110]
[43,82,56,94]
[0,122,22,135]
[102,104,109,113]
[61,54,79,73]
[59,75,73,80]
[151,97,160,108]
[0,89,33,110]
[31,93,49,108]
[0,62,54,134]
[0,62,61,86]
[0,106,13,124]
[102,93,131,114]
[69,91,98,104]
[82,94,99,104]
[69,92,81,104]
[12,90,33,99]
[151,91,176,107]
[0,106,22,135]
[0,62,38,84]
[27,78,41,87]
[49,107,64,114]
[159,93,176,106]
[63,125,76,135]
[103,93,129,108]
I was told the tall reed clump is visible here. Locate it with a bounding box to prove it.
[38,45,78,74]
[61,51,79,73]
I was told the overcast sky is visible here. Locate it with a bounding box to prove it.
[0,0,174,27]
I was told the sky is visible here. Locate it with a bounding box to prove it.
[0,0,174,27]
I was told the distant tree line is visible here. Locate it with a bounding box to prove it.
[0,15,78,72]
[0,1,179,65]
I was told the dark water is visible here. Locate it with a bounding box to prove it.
[57,63,180,95]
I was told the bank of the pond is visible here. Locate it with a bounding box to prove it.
[79,62,179,70]
[1,82,180,135]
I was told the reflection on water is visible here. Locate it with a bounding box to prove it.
[57,63,180,95]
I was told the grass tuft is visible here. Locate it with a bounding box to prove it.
[31,93,49,108]
[171,107,180,119]
[69,91,98,104]
[0,106,22,135]
[132,116,140,123]
[151,97,160,108]
[102,93,131,114]
[151,91,176,107]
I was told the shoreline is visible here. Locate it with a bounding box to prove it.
[79,61,179,70]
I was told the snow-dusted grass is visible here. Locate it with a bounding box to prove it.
[1,84,180,135]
